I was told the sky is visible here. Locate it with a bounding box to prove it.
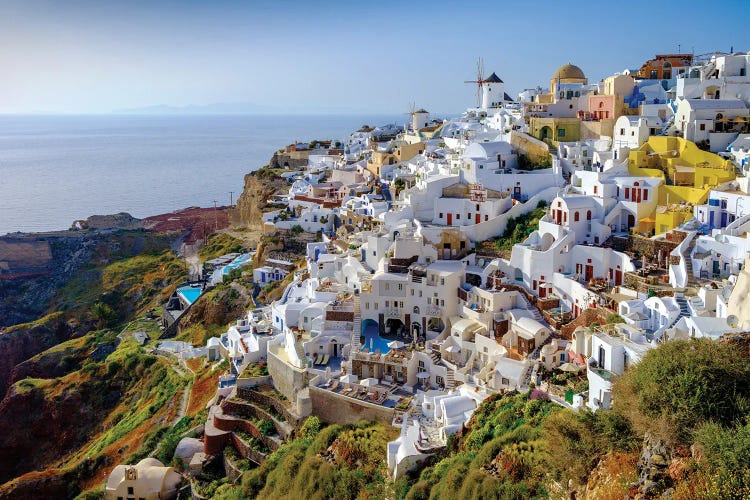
[1,0,749,115]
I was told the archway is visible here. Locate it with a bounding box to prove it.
[385,318,405,337]
[514,268,523,282]
[362,318,378,335]
[540,126,552,141]
[411,321,422,341]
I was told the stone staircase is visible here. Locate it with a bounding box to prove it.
[351,294,362,352]
[446,368,455,389]
[682,239,700,287]
[519,293,544,322]
[675,295,691,317]
[429,349,441,364]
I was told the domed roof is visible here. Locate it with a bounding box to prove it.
[553,63,586,81]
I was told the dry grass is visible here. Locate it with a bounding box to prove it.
[187,367,219,415]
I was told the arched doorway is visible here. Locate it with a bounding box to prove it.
[540,126,552,141]
[411,321,422,341]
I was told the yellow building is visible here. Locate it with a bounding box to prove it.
[366,141,425,177]
[629,137,735,234]
[529,117,581,143]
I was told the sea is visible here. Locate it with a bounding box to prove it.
[0,114,402,236]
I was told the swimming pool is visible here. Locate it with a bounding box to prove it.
[178,286,202,305]
[221,254,251,275]
[362,323,391,354]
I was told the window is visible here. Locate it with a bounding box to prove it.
[440,277,445,285]
[631,131,635,136]
[643,189,648,200]
[374,302,378,310]
[476,204,480,211]
[467,213,471,220]
[436,375,444,386]
[594,185,598,194]
[410,289,414,296]
[587,210,592,220]
[625,187,630,199]
[365,302,370,310]
[700,123,706,131]
[441,299,445,306]
[619,128,625,135]
[599,101,604,108]
[385,301,389,308]
[485,214,489,221]
[398,283,403,290]
[128,488,134,495]
[384,283,389,290]
[414,306,420,314]
[558,128,566,137]
[439,212,443,218]
[574,212,580,222]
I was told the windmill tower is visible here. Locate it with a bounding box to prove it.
[405,102,430,131]
[465,58,506,110]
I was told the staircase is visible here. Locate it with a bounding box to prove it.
[675,295,691,317]
[446,368,455,389]
[519,293,544,322]
[351,295,362,352]
[429,349,441,364]
[682,239,700,287]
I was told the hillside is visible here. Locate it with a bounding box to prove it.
[209,337,750,500]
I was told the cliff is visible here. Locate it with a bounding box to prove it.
[0,314,74,401]
[228,168,288,229]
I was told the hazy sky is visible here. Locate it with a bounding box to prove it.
[2,0,748,115]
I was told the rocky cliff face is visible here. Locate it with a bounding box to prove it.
[0,314,74,400]
[229,170,288,229]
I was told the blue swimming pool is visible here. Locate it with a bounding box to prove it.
[362,323,391,354]
[221,254,251,275]
[178,286,202,305]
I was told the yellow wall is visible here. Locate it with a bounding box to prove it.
[628,137,734,235]
[529,117,581,144]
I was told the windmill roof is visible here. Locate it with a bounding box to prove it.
[484,72,503,83]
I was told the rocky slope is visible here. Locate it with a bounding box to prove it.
[229,167,288,229]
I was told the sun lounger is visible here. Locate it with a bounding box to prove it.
[319,354,330,366]
[329,380,339,391]
[312,353,319,365]
[342,385,353,396]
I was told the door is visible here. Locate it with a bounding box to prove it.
[447,213,452,226]
[475,213,481,224]
[615,270,622,285]
[713,260,720,276]
[539,286,547,298]
[585,265,594,281]
[333,343,338,357]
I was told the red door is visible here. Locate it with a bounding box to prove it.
[585,265,594,281]
[539,286,547,298]
[475,213,481,224]
[447,213,452,225]
[615,270,622,285]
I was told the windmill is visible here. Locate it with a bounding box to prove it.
[403,102,416,131]
[464,58,485,108]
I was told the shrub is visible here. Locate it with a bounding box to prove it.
[291,225,304,235]
[613,338,750,444]
[299,416,322,438]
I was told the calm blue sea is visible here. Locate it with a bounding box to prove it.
[0,114,401,235]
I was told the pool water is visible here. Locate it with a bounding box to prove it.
[362,323,391,354]
[178,286,202,305]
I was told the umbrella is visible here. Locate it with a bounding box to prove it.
[558,362,582,373]
[361,377,378,387]
[340,374,358,383]
[416,372,430,379]
[387,340,405,349]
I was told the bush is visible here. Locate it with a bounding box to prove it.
[291,225,304,235]
[613,339,750,444]
[299,416,322,438]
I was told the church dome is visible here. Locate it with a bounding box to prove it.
[553,63,586,81]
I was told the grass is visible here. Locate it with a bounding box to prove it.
[199,233,246,261]
[477,203,547,257]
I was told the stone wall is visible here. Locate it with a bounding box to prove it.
[237,387,302,428]
[510,131,550,164]
[309,385,394,425]
[266,350,309,409]
[560,308,611,339]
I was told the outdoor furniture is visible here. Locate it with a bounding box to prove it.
[319,354,330,366]
[329,380,339,391]
[342,385,353,396]
[311,353,319,365]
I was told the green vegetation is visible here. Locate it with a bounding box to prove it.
[199,233,245,261]
[214,421,398,500]
[517,154,552,171]
[478,202,547,255]
[240,361,269,378]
